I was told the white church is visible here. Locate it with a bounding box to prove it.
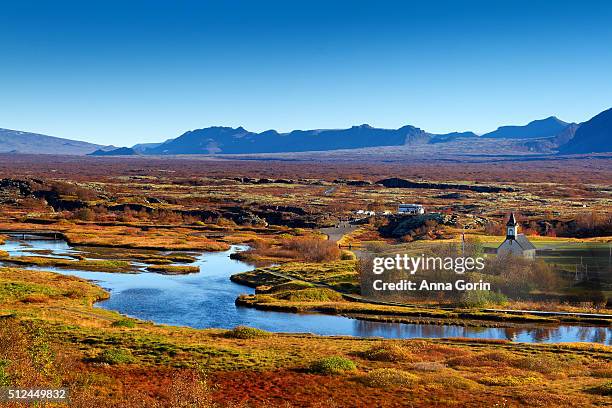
[496,212,536,259]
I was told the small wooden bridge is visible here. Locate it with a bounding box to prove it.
[0,229,64,240]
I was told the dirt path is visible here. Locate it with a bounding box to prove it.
[320,222,358,243]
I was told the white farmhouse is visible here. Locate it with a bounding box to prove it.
[496,213,536,259]
[398,203,424,215]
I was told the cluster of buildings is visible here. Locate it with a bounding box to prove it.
[353,203,535,259]
[354,203,425,218]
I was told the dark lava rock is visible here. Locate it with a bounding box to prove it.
[376,178,514,193]
[0,178,33,196]
[380,213,457,238]
[436,192,469,200]
[333,179,372,186]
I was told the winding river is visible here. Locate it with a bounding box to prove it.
[1,237,610,345]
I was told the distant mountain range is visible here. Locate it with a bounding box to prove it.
[142,124,436,155]
[0,128,112,155]
[2,107,611,156]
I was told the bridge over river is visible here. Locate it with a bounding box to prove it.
[0,229,64,240]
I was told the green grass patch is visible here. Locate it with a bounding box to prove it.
[269,260,358,286]
[93,348,135,365]
[0,282,60,302]
[111,319,137,328]
[145,265,199,274]
[4,256,133,272]
[309,356,356,375]
[223,326,271,339]
[275,288,344,302]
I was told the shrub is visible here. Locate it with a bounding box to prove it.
[309,356,356,375]
[340,250,356,260]
[94,348,134,365]
[0,250,8,259]
[478,375,540,386]
[587,381,612,396]
[223,326,271,339]
[281,237,340,262]
[111,319,136,328]
[486,255,561,299]
[362,344,414,362]
[242,237,341,263]
[358,368,417,388]
[283,237,341,262]
[434,374,481,390]
[458,290,508,308]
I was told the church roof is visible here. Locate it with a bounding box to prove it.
[514,234,536,250]
[497,234,536,252]
[506,212,517,226]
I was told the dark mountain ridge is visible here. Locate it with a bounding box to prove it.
[145,124,432,155]
[144,125,486,155]
[558,108,612,154]
[482,116,571,139]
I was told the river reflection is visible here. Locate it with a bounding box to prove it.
[1,238,610,345]
[352,321,610,344]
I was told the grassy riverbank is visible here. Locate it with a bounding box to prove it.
[1,255,136,273]
[230,261,612,326]
[1,266,611,407]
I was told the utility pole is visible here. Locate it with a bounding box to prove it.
[575,264,578,281]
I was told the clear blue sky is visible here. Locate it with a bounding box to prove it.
[1,0,611,146]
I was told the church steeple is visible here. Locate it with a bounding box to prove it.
[506,212,518,239]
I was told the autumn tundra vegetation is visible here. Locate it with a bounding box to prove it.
[0,154,611,407]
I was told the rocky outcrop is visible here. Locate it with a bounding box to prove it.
[333,179,372,186]
[380,213,457,238]
[232,177,296,185]
[0,178,33,196]
[376,178,515,193]
[107,203,155,213]
[436,192,470,200]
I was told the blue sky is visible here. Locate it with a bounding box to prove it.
[1,0,611,146]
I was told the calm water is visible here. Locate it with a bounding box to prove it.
[1,238,611,344]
